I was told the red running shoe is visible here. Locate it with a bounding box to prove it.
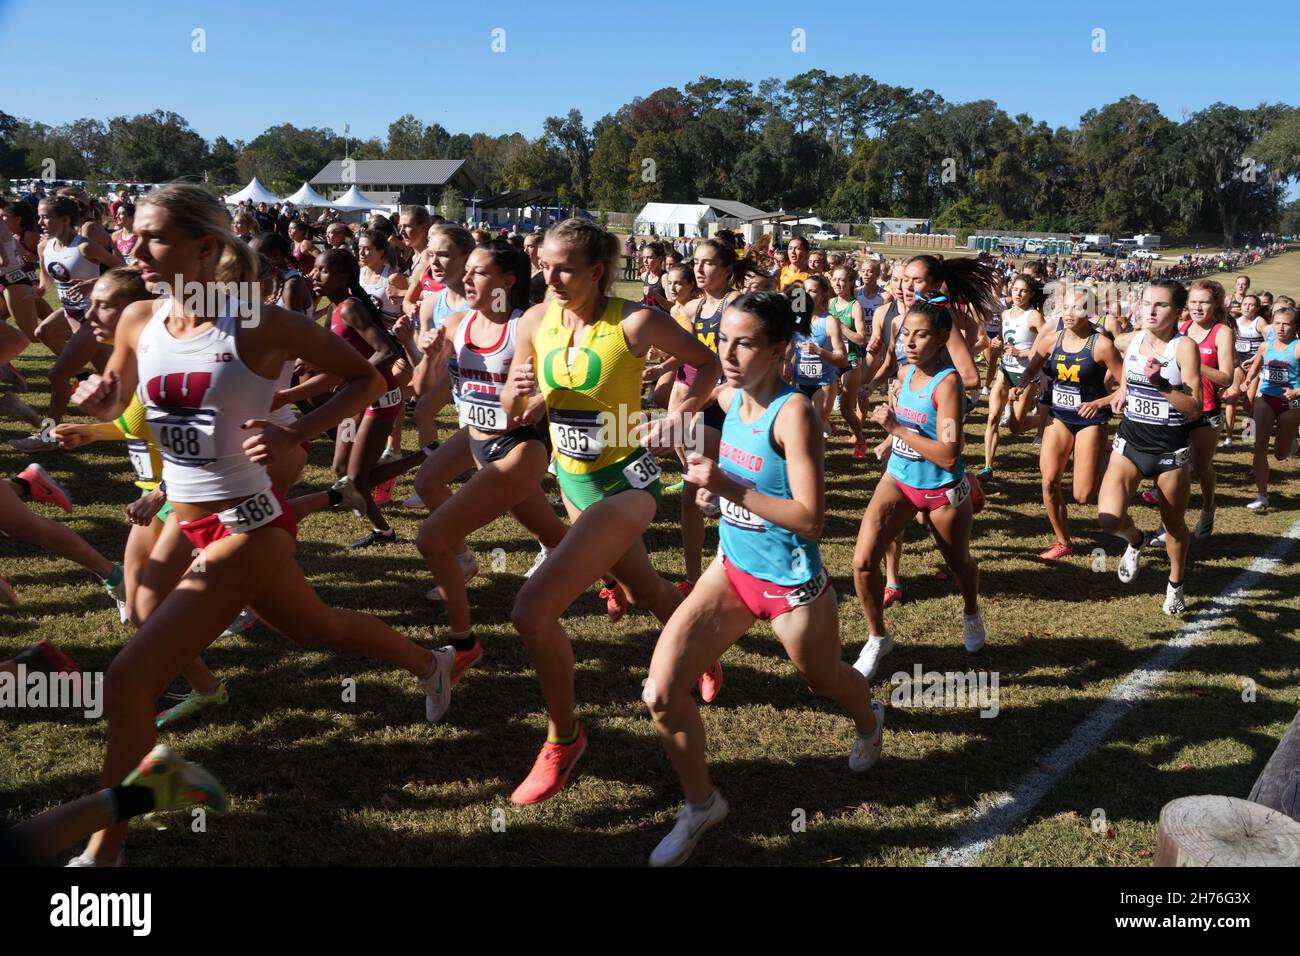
[1038,542,1075,561]
[372,477,396,505]
[449,641,482,686]
[882,585,905,609]
[677,580,694,597]
[601,582,628,622]
[698,659,724,703]
[17,463,73,513]
[853,442,868,459]
[1140,490,1160,506]
[510,726,588,805]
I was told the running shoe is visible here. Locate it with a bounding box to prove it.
[417,646,455,723]
[853,634,895,680]
[524,545,550,579]
[510,726,587,805]
[1000,406,1011,427]
[648,788,729,867]
[425,551,480,602]
[1140,490,1160,506]
[156,681,229,730]
[963,612,986,653]
[1218,436,1233,449]
[121,743,229,815]
[1162,582,1186,616]
[449,640,482,686]
[1031,435,1042,447]
[1039,542,1074,561]
[0,576,16,607]
[980,386,989,397]
[677,580,694,597]
[222,608,258,636]
[1117,532,1147,584]
[882,584,904,609]
[13,639,79,673]
[601,582,628,622]
[1246,494,1269,512]
[663,479,685,495]
[849,701,885,772]
[978,466,993,479]
[66,852,122,867]
[698,659,723,703]
[16,463,73,513]
[372,477,396,505]
[1193,509,1215,539]
[330,476,367,516]
[853,442,868,459]
[104,564,127,623]
[7,432,57,453]
[401,492,425,510]
[349,528,397,549]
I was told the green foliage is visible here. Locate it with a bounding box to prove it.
[437,185,465,223]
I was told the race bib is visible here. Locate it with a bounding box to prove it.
[217,489,284,534]
[945,476,972,508]
[373,386,403,409]
[1111,436,1127,455]
[1125,390,1169,423]
[147,410,217,463]
[891,433,923,461]
[550,410,604,462]
[622,453,662,490]
[1264,364,1288,385]
[1052,384,1081,411]
[798,359,824,381]
[126,438,157,482]
[459,399,507,432]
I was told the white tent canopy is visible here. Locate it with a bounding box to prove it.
[282,181,337,209]
[330,185,389,211]
[633,202,713,237]
[223,177,282,205]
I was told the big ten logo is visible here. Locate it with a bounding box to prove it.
[490,807,507,832]
[790,27,806,53]
[338,416,357,444]
[1238,677,1256,703]
[490,548,506,573]
[791,807,806,833]
[190,548,206,574]
[1090,27,1106,53]
[490,27,506,54]
[192,807,208,833]
[940,157,957,184]
[191,27,207,53]
[1090,548,1106,573]
[341,157,356,185]
[41,158,56,183]
[341,677,356,703]
[641,158,656,183]
[1090,807,1106,833]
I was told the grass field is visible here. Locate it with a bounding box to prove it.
[3,258,1300,867]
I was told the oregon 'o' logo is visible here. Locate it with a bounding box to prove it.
[542,347,602,391]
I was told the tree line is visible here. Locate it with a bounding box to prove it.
[2,71,1298,244]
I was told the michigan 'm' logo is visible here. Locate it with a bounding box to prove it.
[1055,362,1081,383]
[542,347,602,391]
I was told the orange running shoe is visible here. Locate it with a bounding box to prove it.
[698,659,724,703]
[449,641,482,685]
[601,582,628,622]
[372,477,396,505]
[510,726,588,805]
[16,463,73,513]
[1038,542,1075,561]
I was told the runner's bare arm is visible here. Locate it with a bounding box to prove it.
[623,305,720,416]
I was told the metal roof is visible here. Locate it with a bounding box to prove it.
[698,196,773,221]
[310,159,470,186]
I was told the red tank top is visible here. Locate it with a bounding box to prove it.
[330,299,398,390]
[1180,319,1223,412]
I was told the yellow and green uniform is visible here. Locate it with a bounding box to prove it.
[117,397,171,522]
[535,295,662,510]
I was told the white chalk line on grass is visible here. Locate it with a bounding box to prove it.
[925,515,1300,867]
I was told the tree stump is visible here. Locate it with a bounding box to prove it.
[1156,795,1300,866]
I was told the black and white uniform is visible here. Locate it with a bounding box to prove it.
[449,309,549,465]
[1113,330,1191,478]
[361,263,402,324]
[42,235,98,319]
[1235,315,1266,365]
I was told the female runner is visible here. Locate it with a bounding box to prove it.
[981,274,1045,479]
[1232,305,1300,513]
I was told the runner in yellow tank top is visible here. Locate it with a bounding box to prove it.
[500,218,721,806]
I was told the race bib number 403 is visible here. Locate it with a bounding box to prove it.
[459,400,506,432]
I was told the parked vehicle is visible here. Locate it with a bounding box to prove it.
[811,229,841,241]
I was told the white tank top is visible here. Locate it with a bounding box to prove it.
[43,235,98,315]
[1,231,27,282]
[1235,315,1265,358]
[1000,308,1037,373]
[450,309,520,433]
[360,264,400,318]
[135,298,278,503]
[1122,329,1186,429]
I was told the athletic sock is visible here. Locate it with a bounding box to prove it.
[108,784,155,822]
[449,631,475,652]
[326,488,343,508]
[102,564,124,589]
[1168,579,1182,589]
[548,722,581,746]
[10,476,31,498]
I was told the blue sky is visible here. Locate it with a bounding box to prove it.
[1,0,1296,142]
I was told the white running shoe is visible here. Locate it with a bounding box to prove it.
[963,612,986,653]
[1000,406,1011,426]
[425,551,480,603]
[853,634,895,680]
[66,851,122,867]
[330,476,367,517]
[648,789,729,867]
[1117,533,1146,584]
[1246,494,1269,512]
[1218,436,1233,449]
[1150,529,1167,549]
[401,492,425,511]
[378,447,402,463]
[525,545,550,579]
[417,646,455,723]
[1162,582,1185,616]
[849,701,885,772]
[980,386,989,397]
